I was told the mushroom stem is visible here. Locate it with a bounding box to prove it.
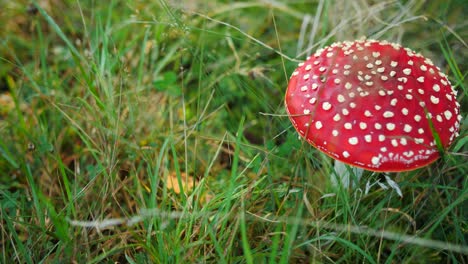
[364,174,403,197]
[331,160,363,188]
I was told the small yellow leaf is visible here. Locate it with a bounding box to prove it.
[0,92,15,115]
[141,181,151,193]
[166,172,196,194]
[164,172,213,204]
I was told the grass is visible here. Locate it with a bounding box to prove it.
[1,0,467,263]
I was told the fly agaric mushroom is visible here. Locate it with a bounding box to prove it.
[285,39,461,187]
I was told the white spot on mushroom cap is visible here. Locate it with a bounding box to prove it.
[371,156,380,165]
[404,124,412,133]
[333,114,341,121]
[337,94,345,103]
[322,102,332,111]
[383,111,394,118]
[343,151,350,158]
[315,121,323,129]
[400,138,407,145]
[444,110,452,120]
[348,137,358,145]
[414,138,424,144]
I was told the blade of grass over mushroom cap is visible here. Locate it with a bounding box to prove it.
[285,39,462,173]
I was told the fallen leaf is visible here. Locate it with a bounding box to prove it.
[165,172,213,204]
[0,92,15,115]
[166,172,196,194]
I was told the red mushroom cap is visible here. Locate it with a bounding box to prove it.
[285,39,462,172]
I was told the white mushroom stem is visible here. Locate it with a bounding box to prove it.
[383,175,403,197]
[331,160,363,188]
[331,162,403,197]
[364,176,403,197]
